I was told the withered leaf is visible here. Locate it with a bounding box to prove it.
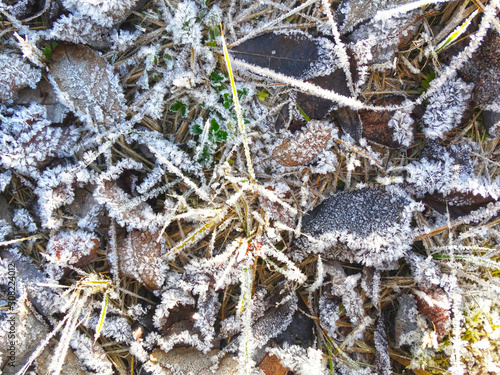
[49,44,125,127]
[462,31,500,109]
[360,95,415,148]
[422,191,495,219]
[259,353,289,375]
[15,79,68,123]
[296,186,420,267]
[272,120,333,167]
[336,0,418,33]
[415,286,451,340]
[276,69,352,133]
[117,228,166,290]
[231,31,319,78]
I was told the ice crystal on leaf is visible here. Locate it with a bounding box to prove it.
[421,75,474,139]
[70,331,113,375]
[297,186,423,268]
[49,44,126,129]
[0,52,41,102]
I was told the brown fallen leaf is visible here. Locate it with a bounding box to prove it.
[15,79,69,123]
[415,286,451,341]
[46,229,100,269]
[49,44,125,127]
[272,120,334,167]
[359,95,415,148]
[422,190,496,219]
[259,352,289,375]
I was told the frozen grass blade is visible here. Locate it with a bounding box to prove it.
[220,24,255,183]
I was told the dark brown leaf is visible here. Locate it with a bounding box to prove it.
[272,120,333,167]
[422,191,495,219]
[49,44,125,126]
[231,31,319,78]
[359,95,415,148]
[462,31,500,108]
[331,106,362,141]
[276,69,352,132]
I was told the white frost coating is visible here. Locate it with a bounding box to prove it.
[62,0,138,27]
[388,100,414,147]
[70,331,114,375]
[0,53,41,101]
[405,142,500,201]
[421,75,473,139]
[0,171,12,192]
[0,103,80,178]
[12,208,37,233]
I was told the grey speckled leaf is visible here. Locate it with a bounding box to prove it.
[296,186,422,268]
[336,0,417,33]
[49,44,125,127]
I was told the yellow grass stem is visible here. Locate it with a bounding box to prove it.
[220,24,255,183]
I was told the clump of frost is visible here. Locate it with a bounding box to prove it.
[0,220,11,241]
[296,186,423,268]
[62,0,138,28]
[405,142,500,200]
[388,99,414,147]
[12,208,37,233]
[167,1,203,47]
[85,315,133,344]
[0,171,11,192]
[309,150,339,174]
[0,103,80,178]
[0,53,41,101]
[421,75,474,139]
[70,331,113,375]
[44,229,99,279]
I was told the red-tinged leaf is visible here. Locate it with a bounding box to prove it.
[259,353,289,375]
[415,286,451,340]
[49,44,125,127]
[272,120,333,167]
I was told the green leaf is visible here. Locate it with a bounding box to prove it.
[215,129,228,142]
[206,41,217,47]
[170,100,187,117]
[296,103,310,122]
[210,118,219,132]
[257,91,269,101]
[191,123,202,135]
[223,93,231,109]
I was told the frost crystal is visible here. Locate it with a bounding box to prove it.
[0,53,41,102]
[62,0,138,28]
[12,208,37,233]
[421,75,474,139]
[0,103,80,178]
[297,186,423,268]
